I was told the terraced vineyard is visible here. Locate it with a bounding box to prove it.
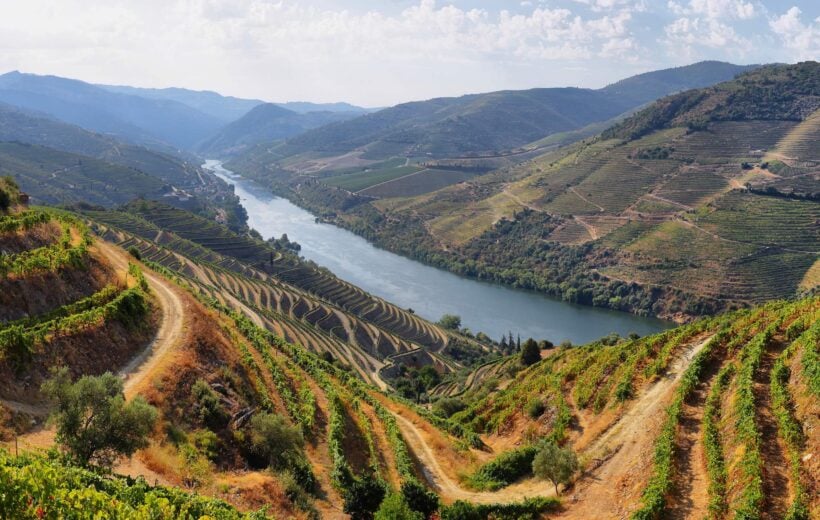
[444,296,818,519]
[83,206,466,387]
[99,201,451,352]
[251,63,819,321]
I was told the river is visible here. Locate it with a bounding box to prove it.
[205,160,672,344]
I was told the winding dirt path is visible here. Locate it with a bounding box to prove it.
[391,335,714,512]
[94,240,189,398]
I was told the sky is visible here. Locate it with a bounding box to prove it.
[0,0,817,107]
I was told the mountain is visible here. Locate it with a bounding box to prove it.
[98,84,264,124]
[2,190,816,518]
[228,62,819,322]
[198,103,360,156]
[276,101,372,114]
[98,84,371,120]
[0,102,250,228]
[257,61,758,164]
[0,71,222,150]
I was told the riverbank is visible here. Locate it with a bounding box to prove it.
[206,160,672,344]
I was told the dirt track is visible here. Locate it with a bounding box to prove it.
[392,336,714,514]
[93,240,189,398]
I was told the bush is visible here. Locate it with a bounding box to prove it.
[532,441,579,495]
[526,398,546,419]
[247,412,303,470]
[401,480,439,518]
[520,338,541,366]
[374,493,422,520]
[432,397,466,418]
[440,497,560,520]
[192,379,229,428]
[127,246,142,260]
[343,474,385,520]
[468,446,538,491]
[438,314,461,330]
[41,368,157,468]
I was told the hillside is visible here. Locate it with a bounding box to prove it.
[232,61,819,322]
[199,103,359,157]
[0,71,222,150]
[2,186,816,518]
[231,60,757,184]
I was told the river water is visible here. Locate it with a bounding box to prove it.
[205,160,672,344]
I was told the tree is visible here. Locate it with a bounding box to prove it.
[520,338,541,366]
[532,441,579,495]
[247,412,304,469]
[374,493,422,520]
[432,397,466,418]
[438,314,461,330]
[42,368,157,468]
[343,474,386,520]
[401,480,439,517]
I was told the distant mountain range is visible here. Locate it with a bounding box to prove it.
[197,103,361,156]
[265,61,760,162]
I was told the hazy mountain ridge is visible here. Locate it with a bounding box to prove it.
[0,71,223,150]
[267,61,759,161]
[198,102,360,157]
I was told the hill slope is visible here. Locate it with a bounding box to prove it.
[0,71,222,150]
[244,61,757,166]
[230,61,819,322]
[3,196,816,518]
[199,103,359,157]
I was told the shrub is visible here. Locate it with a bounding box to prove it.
[437,314,461,330]
[520,338,541,366]
[342,474,386,520]
[247,412,303,470]
[374,493,422,520]
[191,379,229,428]
[400,480,439,518]
[41,368,157,468]
[532,441,579,495]
[468,446,538,491]
[526,398,546,419]
[432,397,466,418]
[127,246,142,260]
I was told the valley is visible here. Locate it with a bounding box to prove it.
[0,52,816,520]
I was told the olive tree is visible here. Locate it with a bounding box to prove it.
[42,368,157,468]
[532,441,579,495]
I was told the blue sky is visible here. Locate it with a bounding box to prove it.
[0,1,817,106]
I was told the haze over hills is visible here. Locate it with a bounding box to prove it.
[198,102,360,157]
[0,71,225,151]
[98,84,372,123]
[251,61,759,164]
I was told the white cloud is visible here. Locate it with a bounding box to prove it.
[769,6,820,60]
[667,0,757,20]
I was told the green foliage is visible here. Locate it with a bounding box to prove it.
[191,379,229,428]
[520,338,541,366]
[41,368,158,468]
[400,480,439,518]
[703,364,733,517]
[532,441,579,495]
[467,446,538,491]
[525,398,546,419]
[438,314,462,330]
[432,397,466,418]
[0,217,91,278]
[127,245,142,260]
[374,493,422,520]
[342,474,386,520]
[247,412,304,470]
[0,450,265,519]
[440,497,560,520]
